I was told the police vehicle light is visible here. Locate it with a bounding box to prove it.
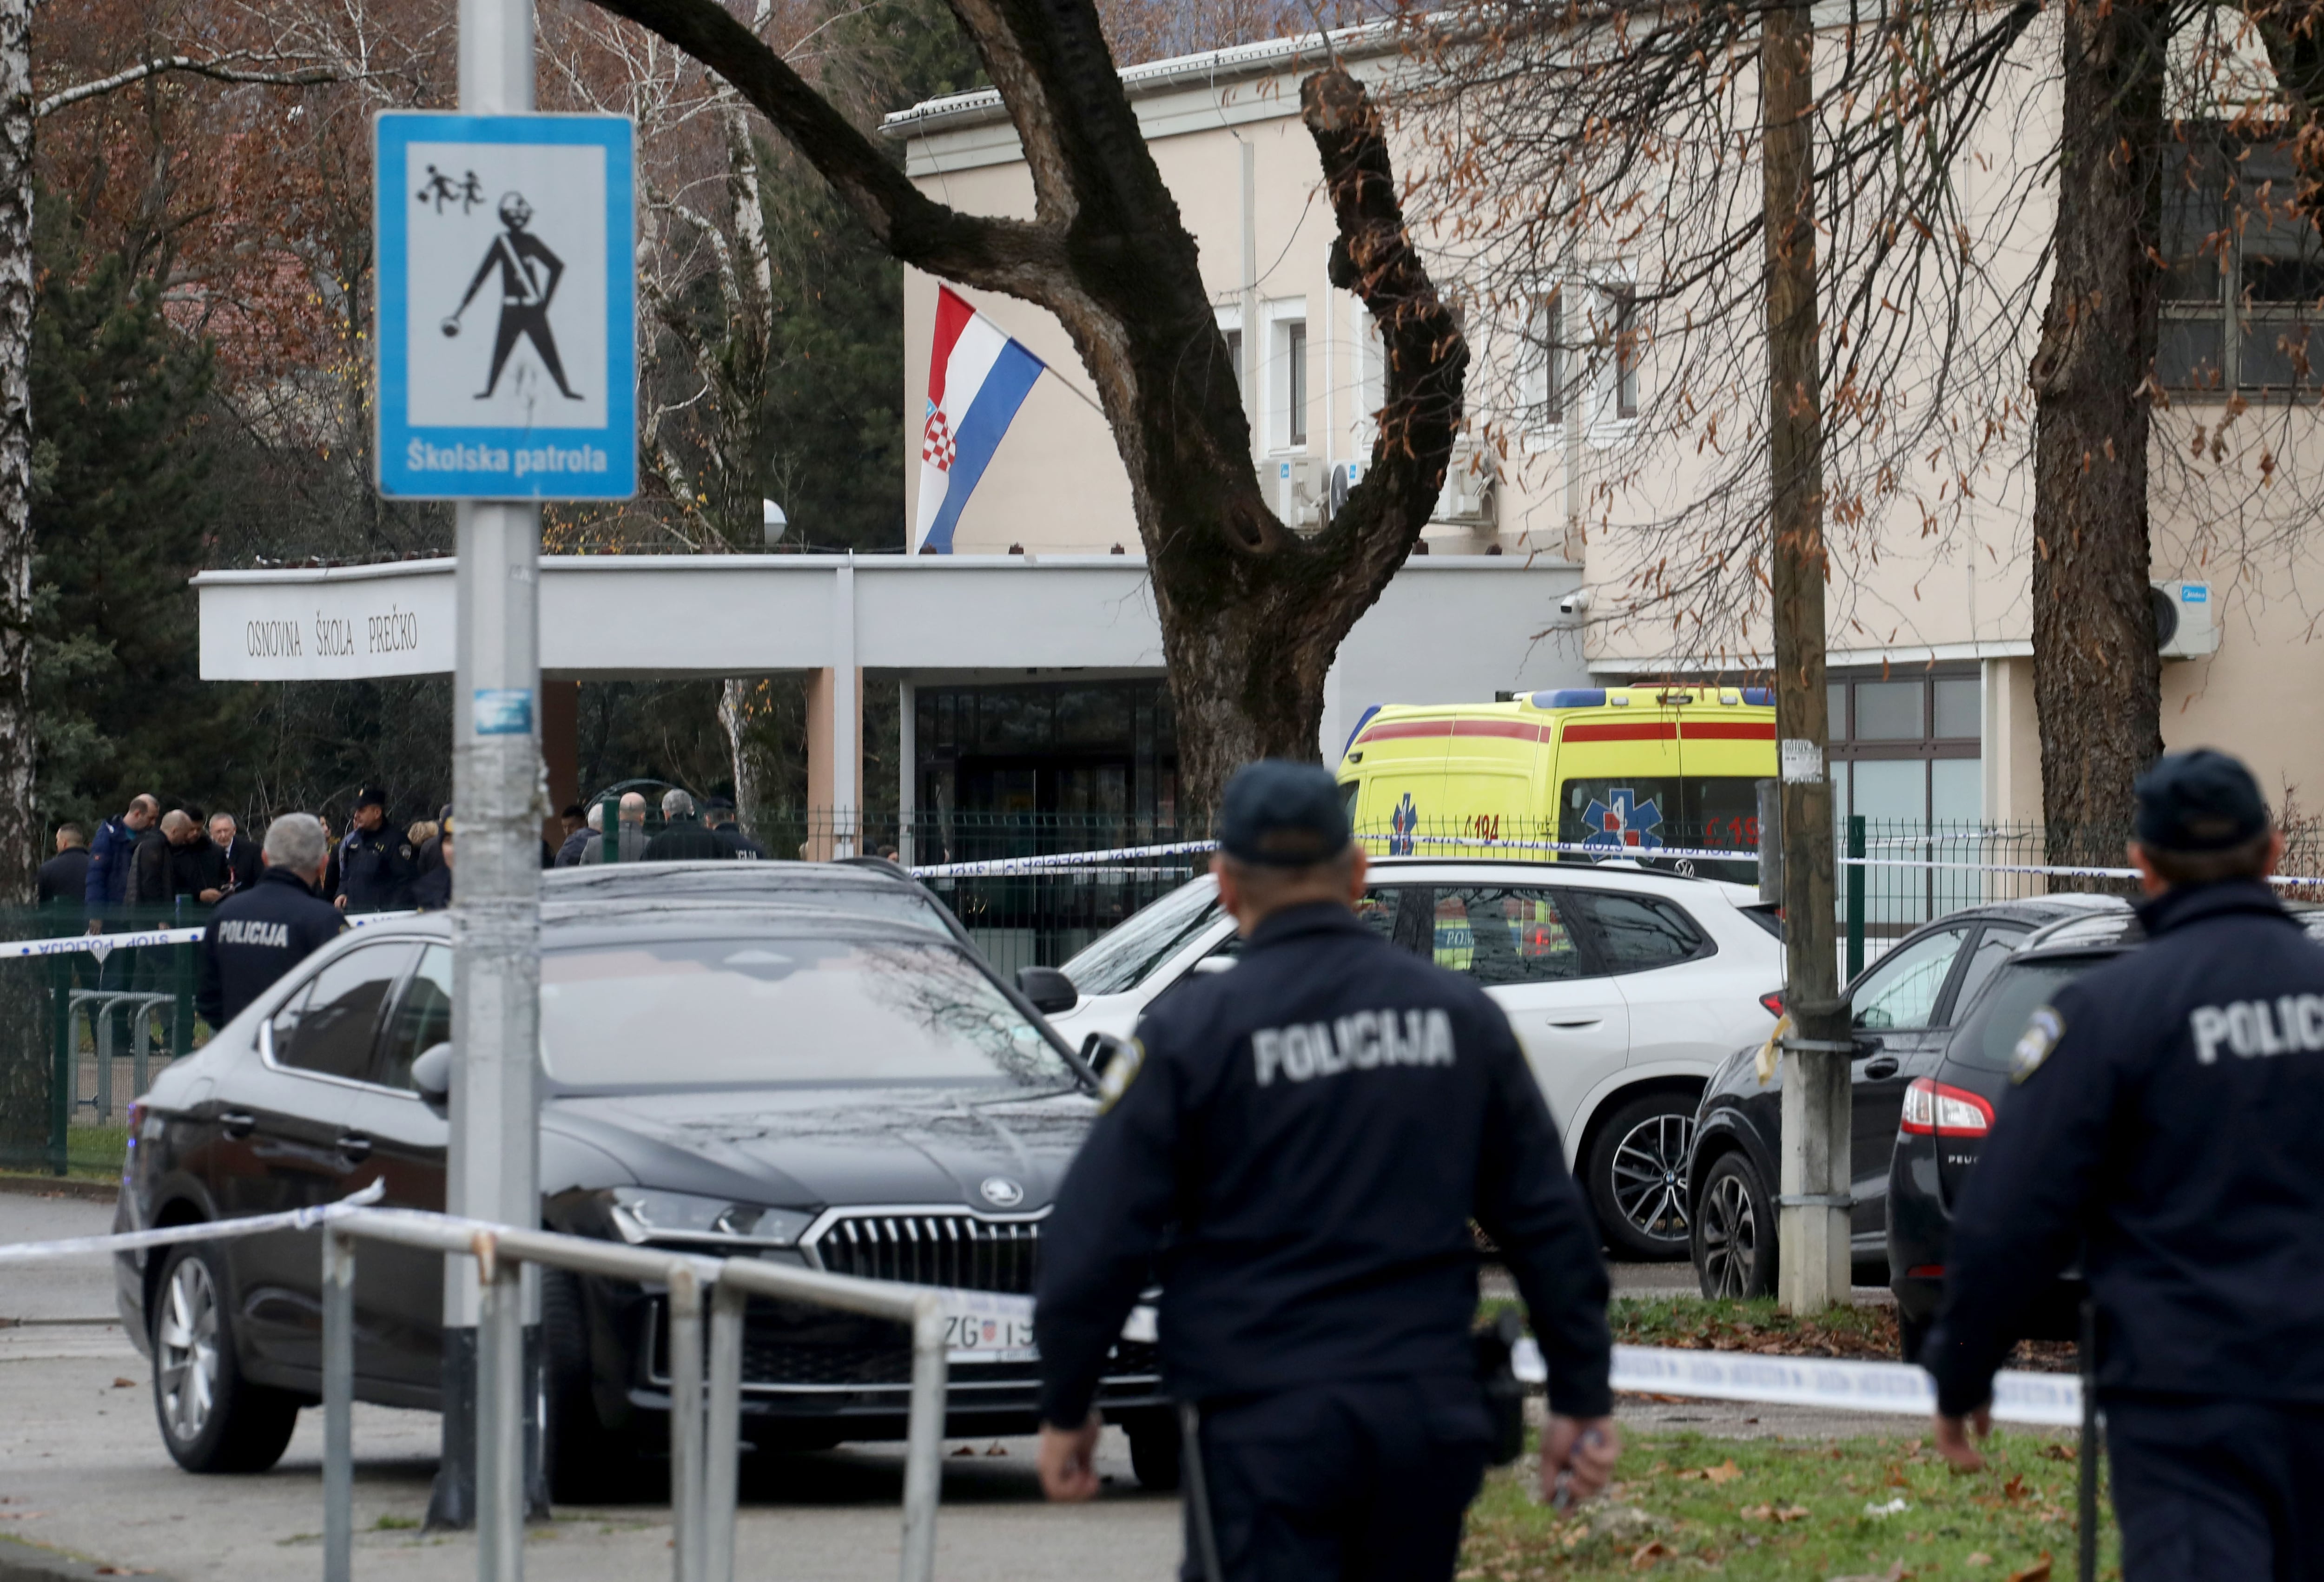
[608,1188,813,1247]
[1898,1077,1994,1137]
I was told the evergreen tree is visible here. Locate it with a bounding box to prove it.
[29,211,227,829]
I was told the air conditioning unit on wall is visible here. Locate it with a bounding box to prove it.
[1274,458,1326,534]
[2151,580,2219,659]
[1433,441,1496,526]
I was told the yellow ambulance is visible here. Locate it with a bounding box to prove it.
[1334,686,1778,870]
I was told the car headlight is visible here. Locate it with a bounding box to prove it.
[607,1188,814,1248]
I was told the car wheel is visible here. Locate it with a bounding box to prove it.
[150,1241,300,1473]
[541,1269,644,1503]
[1691,1152,1776,1300]
[1586,1093,1697,1260]
[1124,1411,1182,1491]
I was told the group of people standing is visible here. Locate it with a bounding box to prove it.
[41,782,765,932]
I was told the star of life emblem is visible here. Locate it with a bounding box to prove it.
[921,402,956,470]
[1581,788,1664,851]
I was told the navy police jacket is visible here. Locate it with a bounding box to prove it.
[1926,879,2324,1416]
[337,825,416,913]
[1034,901,1612,1427]
[195,867,345,1027]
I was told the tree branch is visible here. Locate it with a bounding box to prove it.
[1303,67,1467,572]
[581,0,1070,300]
[36,57,343,119]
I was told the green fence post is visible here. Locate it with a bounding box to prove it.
[172,940,194,1060]
[50,956,71,1177]
[1846,814,1867,982]
[598,793,621,864]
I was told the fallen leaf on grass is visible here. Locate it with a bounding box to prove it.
[2004,1557,2053,1582]
[1740,1503,1812,1523]
[1628,1540,1671,1570]
[1965,1556,1992,1569]
[1824,1564,1907,1582]
[2001,1474,2029,1503]
[2039,1444,2077,1462]
[1699,1459,1742,1483]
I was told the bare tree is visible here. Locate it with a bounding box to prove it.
[576,0,1469,815]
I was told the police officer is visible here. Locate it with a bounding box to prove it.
[335,785,416,913]
[195,813,345,1026]
[1925,749,2324,1576]
[1034,761,1619,1580]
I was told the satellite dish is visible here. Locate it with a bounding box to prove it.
[762,499,788,546]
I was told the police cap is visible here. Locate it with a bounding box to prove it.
[1217,761,1352,867]
[353,785,388,810]
[2134,748,2270,852]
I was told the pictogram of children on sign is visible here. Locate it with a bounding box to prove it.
[441,192,584,401]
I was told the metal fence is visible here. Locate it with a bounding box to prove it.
[0,1188,949,1582]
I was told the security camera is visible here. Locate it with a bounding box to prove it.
[1559,588,1593,617]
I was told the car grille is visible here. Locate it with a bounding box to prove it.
[806,1211,1043,1294]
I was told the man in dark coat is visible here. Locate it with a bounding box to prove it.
[195,814,345,1027]
[643,789,727,860]
[207,812,262,897]
[84,795,158,928]
[335,786,417,912]
[38,825,91,913]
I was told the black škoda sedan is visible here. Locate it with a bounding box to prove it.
[114,899,1174,1496]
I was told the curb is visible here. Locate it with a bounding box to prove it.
[0,1174,118,1204]
[0,1536,170,1582]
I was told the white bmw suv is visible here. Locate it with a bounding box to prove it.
[1048,857,1785,1259]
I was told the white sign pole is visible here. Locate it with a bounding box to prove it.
[429,0,543,1561]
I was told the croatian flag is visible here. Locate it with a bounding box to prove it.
[914,285,1046,553]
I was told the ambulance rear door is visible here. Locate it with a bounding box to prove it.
[1550,697,1684,861]
[1439,717,1548,856]
[1343,714,1454,855]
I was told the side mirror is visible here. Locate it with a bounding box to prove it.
[1016,965,1079,1015]
[1191,955,1237,977]
[1080,1032,1133,1079]
[411,1042,453,1109]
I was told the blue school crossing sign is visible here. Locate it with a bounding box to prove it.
[374,112,636,500]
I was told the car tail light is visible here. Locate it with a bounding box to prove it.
[1760,991,1785,1017]
[1898,1076,1994,1136]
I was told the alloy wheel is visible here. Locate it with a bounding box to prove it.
[1698,1171,1760,1299]
[1608,1112,1694,1247]
[157,1257,220,1444]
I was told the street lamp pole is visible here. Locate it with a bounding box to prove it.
[423,0,546,1543]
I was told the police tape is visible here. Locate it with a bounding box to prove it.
[0,1179,388,1265]
[0,1204,2071,1422]
[0,910,415,963]
[908,841,1220,879]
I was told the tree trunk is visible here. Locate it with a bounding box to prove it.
[2028,0,2168,857]
[0,0,32,905]
[582,0,1467,825]
[719,677,760,826]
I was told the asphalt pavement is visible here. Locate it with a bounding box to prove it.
[0,1188,1937,1581]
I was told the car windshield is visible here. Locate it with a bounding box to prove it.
[552,875,954,934]
[1946,955,2104,1071]
[1060,877,1222,995]
[539,936,1075,1088]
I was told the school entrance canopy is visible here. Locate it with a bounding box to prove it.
[195,552,1589,827]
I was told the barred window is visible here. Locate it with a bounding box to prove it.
[2159,136,2324,395]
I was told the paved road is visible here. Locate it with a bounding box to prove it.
[0,1190,1938,1581]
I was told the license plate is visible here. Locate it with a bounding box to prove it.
[944,1312,1037,1361]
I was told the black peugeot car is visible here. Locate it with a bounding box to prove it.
[1887,901,2324,1359]
[113,897,1173,1497]
[1685,893,2130,1300]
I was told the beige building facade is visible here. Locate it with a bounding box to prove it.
[884,27,2324,837]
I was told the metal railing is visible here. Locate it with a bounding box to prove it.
[317,1207,948,1582]
[0,1190,949,1582]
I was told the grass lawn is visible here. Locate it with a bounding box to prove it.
[1463,1424,2115,1580]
